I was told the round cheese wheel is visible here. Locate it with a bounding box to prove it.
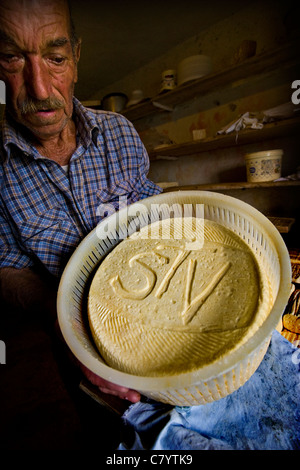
[88,217,268,377]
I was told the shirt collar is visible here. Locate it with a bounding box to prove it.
[2,112,37,161]
[1,96,101,162]
[72,96,100,148]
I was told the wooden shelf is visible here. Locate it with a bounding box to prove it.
[162,180,300,192]
[148,117,300,160]
[122,40,300,122]
[162,183,299,233]
[267,217,295,233]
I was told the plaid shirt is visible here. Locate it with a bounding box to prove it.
[0,98,161,278]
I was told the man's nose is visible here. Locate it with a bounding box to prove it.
[24,56,51,101]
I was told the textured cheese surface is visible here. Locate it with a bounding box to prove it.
[88,217,269,377]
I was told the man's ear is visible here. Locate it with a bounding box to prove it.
[75,38,81,63]
[74,38,81,83]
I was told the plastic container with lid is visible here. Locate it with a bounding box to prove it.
[245,149,283,182]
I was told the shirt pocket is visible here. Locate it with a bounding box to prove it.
[96,178,143,220]
[17,207,81,270]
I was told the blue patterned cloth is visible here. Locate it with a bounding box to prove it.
[0,98,161,277]
[119,331,300,450]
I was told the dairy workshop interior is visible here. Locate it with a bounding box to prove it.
[0,0,299,450]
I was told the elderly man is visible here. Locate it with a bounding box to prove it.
[1,0,300,453]
[0,0,160,403]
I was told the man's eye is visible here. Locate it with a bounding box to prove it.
[0,53,23,71]
[48,56,66,65]
[1,53,22,63]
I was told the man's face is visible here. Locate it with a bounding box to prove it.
[0,0,80,140]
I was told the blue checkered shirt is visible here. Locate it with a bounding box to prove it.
[0,97,161,278]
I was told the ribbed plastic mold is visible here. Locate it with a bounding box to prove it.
[57,191,291,405]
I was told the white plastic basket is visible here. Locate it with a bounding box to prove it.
[57,191,291,406]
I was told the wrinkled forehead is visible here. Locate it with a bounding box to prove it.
[0,0,70,20]
[0,0,72,46]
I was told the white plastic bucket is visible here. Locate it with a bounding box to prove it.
[245,149,283,182]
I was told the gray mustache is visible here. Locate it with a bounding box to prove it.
[19,97,64,114]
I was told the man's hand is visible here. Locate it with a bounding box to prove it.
[79,363,141,403]
[54,320,141,404]
[0,267,141,405]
